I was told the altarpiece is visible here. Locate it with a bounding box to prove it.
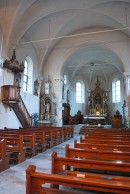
[87,77,109,124]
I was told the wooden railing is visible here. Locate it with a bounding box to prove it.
[18,96,32,126]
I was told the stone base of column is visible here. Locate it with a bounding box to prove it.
[127,116,130,128]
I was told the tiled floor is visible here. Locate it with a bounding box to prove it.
[0,125,97,194]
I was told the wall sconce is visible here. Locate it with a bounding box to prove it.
[33,79,39,96]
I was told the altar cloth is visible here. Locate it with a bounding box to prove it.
[84,115,105,120]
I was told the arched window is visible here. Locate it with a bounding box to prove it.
[128,76,130,94]
[112,79,121,103]
[76,81,84,103]
[63,74,67,85]
[23,56,33,93]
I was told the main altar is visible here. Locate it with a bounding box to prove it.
[85,77,109,125]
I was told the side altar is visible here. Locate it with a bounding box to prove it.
[38,76,57,126]
[86,77,109,125]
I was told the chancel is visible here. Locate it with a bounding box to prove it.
[85,77,109,125]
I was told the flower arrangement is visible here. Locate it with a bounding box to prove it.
[31,113,39,126]
[49,117,57,126]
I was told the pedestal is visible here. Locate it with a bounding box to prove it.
[36,120,52,126]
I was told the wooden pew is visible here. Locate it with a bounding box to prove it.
[25,125,71,147]
[89,128,130,134]
[52,127,63,144]
[87,130,130,136]
[74,139,130,152]
[0,132,36,158]
[69,126,74,138]
[36,126,73,143]
[0,139,10,172]
[43,127,62,146]
[79,127,95,135]
[62,127,73,141]
[26,164,130,194]
[40,187,83,194]
[7,126,74,147]
[86,135,130,140]
[9,130,46,153]
[52,151,130,176]
[80,136,130,146]
[21,133,37,157]
[0,136,25,164]
[65,144,130,162]
[65,127,74,139]
[20,127,55,148]
[15,127,54,149]
[29,131,46,152]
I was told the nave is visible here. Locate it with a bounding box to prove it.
[0,125,130,194]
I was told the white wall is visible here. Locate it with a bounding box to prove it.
[0,35,40,129]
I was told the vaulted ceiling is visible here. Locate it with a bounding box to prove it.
[0,0,130,84]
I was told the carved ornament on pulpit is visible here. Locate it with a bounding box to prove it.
[88,77,109,116]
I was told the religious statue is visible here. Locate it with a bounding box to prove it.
[45,100,50,113]
[95,94,101,104]
[33,79,39,96]
[67,89,70,103]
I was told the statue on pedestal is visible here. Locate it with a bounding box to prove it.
[45,100,50,114]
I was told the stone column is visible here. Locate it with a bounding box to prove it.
[53,76,63,126]
[123,72,130,128]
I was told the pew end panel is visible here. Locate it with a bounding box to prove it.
[5,136,26,164]
[0,139,10,172]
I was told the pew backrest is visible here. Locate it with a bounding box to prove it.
[26,164,130,194]
[65,144,130,162]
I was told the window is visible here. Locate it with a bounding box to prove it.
[23,60,28,91]
[23,56,33,93]
[128,76,130,94]
[64,74,67,84]
[112,79,121,103]
[76,81,84,103]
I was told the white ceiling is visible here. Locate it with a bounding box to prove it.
[1,0,130,84]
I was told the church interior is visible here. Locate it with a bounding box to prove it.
[0,0,130,194]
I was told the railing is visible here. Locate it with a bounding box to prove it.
[18,96,32,126]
